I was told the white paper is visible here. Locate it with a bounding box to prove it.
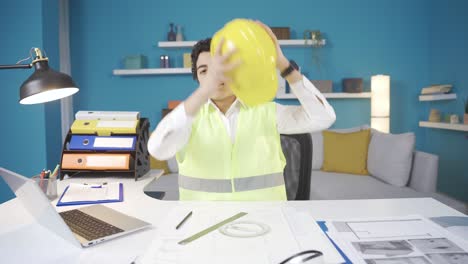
[282,208,345,264]
[75,110,140,121]
[96,120,137,128]
[346,219,436,239]
[85,155,127,167]
[60,182,121,203]
[93,137,134,148]
[136,206,342,264]
[323,215,468,264]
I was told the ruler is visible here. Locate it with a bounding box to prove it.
[178,212,248,245]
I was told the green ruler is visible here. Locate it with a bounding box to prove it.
[178,212,248,245]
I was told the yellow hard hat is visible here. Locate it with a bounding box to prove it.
[211,19,277,106]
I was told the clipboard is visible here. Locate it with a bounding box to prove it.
[56,183,124,207]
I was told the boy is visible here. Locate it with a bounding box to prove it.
[148,22,335,201]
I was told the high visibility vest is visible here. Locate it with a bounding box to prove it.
[176,102,287,201]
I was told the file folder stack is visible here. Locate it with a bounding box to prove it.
[60,111,150,180]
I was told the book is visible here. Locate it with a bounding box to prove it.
[57,182,123,206]
[421,84,452,95]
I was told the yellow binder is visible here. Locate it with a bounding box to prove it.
[71,120,139,136]
[61,153,131,170]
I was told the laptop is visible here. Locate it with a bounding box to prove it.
[0,167,151,247]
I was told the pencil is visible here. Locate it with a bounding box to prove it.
[50,164,60,179]
[176,211,193,230]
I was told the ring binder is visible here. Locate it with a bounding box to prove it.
[70,119,139,136]
[75,111,140,121]
[68,135,136,151]
[60,117,150,181]
[61,153,131,170]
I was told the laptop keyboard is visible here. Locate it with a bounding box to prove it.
[59,209,124,241]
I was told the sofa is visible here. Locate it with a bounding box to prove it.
[145,125,467,214]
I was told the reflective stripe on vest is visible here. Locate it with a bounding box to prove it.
[178,172,285,193]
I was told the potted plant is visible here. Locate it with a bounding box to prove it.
[303,30,326,62]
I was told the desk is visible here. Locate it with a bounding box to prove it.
[0,170,465,264]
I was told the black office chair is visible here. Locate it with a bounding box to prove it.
[280,134,313,200]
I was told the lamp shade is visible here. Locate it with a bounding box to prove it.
[19,59,78,105]
[371,75,390,133]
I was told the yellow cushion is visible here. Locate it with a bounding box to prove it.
[150,156,170,175]
[322,129,370,175]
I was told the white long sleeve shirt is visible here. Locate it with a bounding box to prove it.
[148,75,336,160]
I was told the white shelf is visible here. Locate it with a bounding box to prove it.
[278,39,326,47]
[158,41,197,48]
[276,92,371,99]
[158,39,325,48]
[419,93,457,101]
[113,68,191,75]
[419,121,468,132]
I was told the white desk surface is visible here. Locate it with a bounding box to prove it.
[0,170,465,264]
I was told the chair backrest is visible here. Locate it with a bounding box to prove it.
[280,133,312,200]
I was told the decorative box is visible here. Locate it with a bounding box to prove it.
[311,80,332,93]
[183,53,191,68]
[271,27,290,40]
[342,78,363,93]
[124,55,147,69]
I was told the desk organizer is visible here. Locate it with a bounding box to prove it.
[60,118,150,181]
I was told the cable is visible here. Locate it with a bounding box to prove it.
[15,47,35,64]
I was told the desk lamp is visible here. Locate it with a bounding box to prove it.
[0,48,79,104]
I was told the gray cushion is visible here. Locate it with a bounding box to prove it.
[310,125,370,170]
[309,170,424,200]
[367,130,415,187]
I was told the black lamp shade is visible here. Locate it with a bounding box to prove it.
[19,60,79,104]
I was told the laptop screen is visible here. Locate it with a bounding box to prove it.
[0,167,81,248]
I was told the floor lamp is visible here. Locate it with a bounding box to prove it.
[371,74,390,133]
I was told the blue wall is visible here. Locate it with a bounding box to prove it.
[423,0,468,202]
[69,0,429,133]
[0,0,62,203]
[42,0,64,171]
[0,0,46,202]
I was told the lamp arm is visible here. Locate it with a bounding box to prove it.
[0,64,33,70]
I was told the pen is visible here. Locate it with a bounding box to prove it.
[39,169,46,188]
[176,211,193,230]
[50,164,60,179]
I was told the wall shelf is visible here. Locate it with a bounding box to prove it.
[276,92,371,99]
[113,68,191,76]
[419,93,457,101]
[419,121,468,132]
[158,41,196,48]
[158,39,325,48]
